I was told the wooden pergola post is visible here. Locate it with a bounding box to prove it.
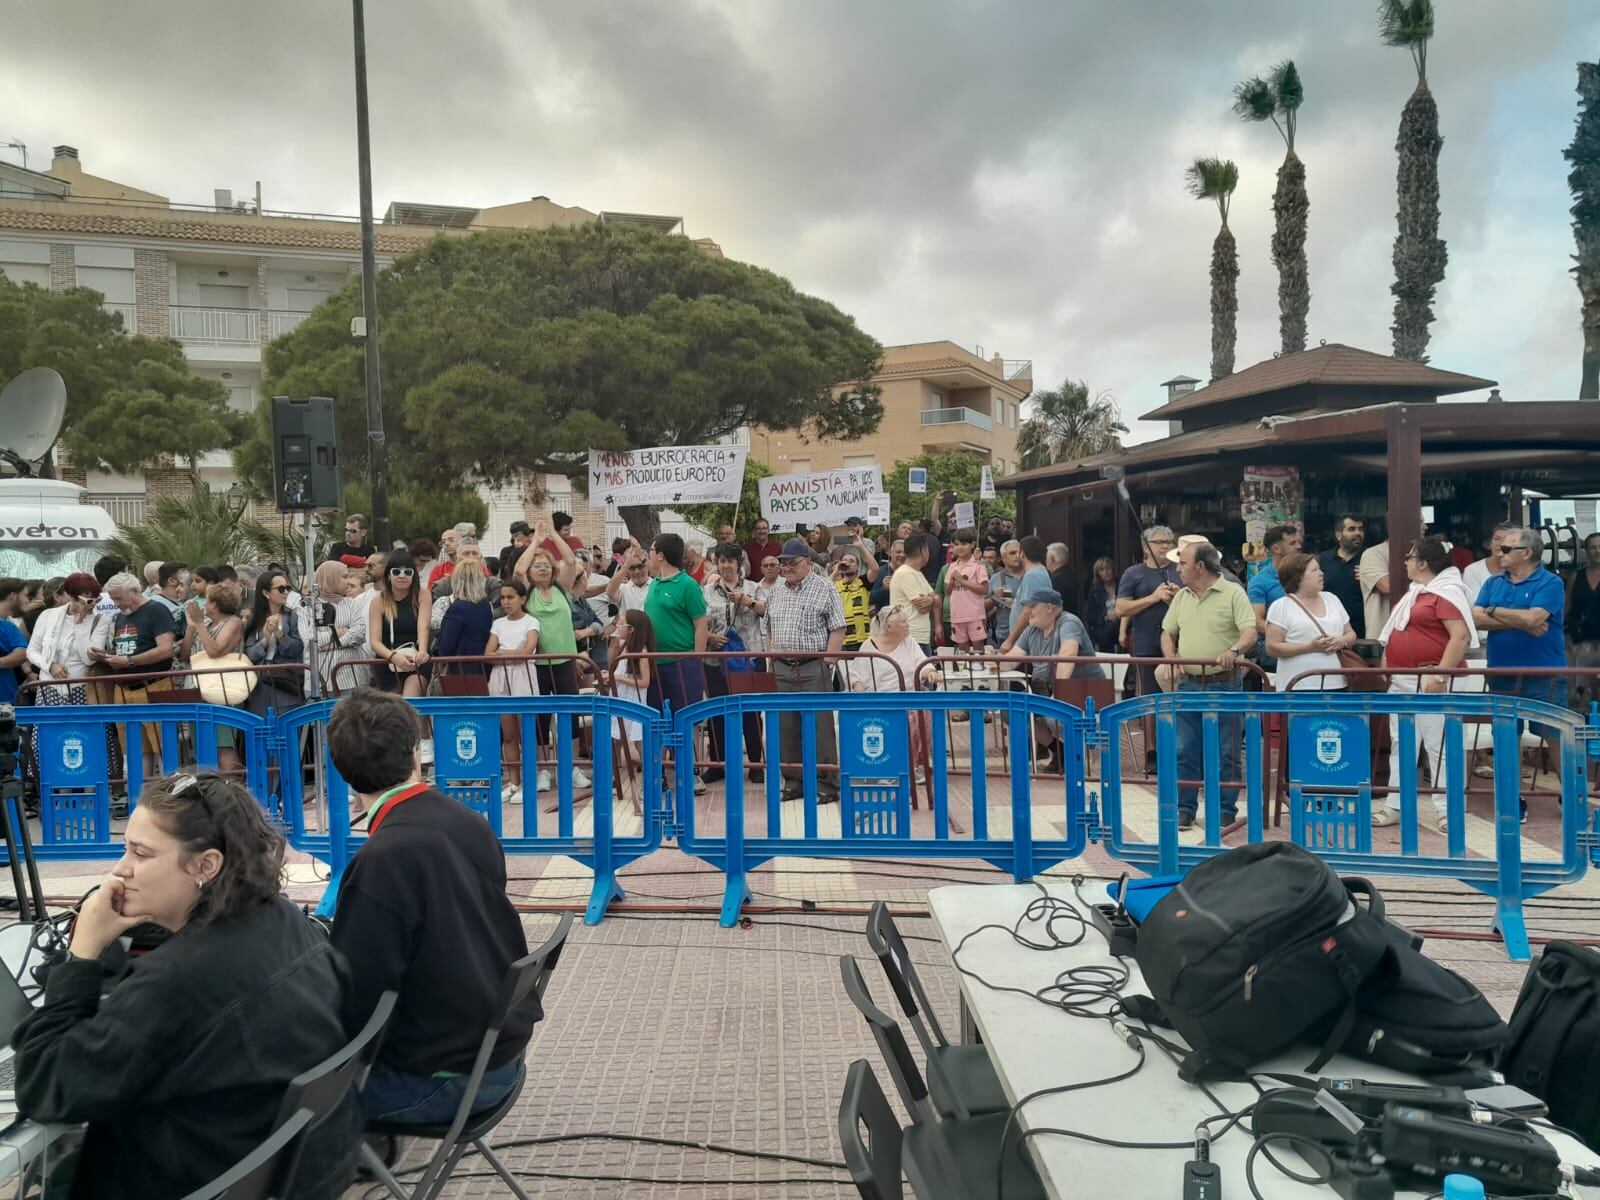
[1386,405,1422,603]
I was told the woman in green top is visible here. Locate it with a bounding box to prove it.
[510,533,590,792]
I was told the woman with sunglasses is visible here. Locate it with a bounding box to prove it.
[12,772,358,1198]
[369,548,432,699]
[241,569,306,718]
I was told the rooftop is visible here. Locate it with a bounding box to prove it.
[1140,343,1496,422]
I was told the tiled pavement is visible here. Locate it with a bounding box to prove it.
[11,739,1599,1199]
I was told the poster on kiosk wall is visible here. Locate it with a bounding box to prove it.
[1241,465,1303,580]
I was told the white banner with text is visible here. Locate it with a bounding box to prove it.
[587,445,748,508]
[759,466,884,526]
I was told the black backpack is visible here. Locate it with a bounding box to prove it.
[1131,843,1393,1079]
[1499,941,1600,1150]
[1341,935,1506,1079]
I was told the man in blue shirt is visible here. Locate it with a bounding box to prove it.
[0,579,31,704]
[997,536,1053,653]
[1473,525,1566,700]
[1247,523,1301,628]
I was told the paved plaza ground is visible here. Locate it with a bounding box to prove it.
[13,727,1597,1200]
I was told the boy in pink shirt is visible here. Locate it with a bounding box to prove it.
[942,528,991,652]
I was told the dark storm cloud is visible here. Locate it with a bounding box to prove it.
[2,0,1595,436]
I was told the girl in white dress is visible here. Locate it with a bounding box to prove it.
[606,610,655,794]
[485,579,540,804]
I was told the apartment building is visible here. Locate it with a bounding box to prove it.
[749,340,1033,480]
[0,144,720,547]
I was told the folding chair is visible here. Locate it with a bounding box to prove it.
[837,1058,1047,1200]
[359,914,574,1200]
[178,1108,316,1200]
[270,990,398,1191]
[865,902,1007,1118]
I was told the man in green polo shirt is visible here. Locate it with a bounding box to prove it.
[644,532,709,792]
[1160,539,1257,830]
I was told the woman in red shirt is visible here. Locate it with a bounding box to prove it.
[1377,536,1473,830]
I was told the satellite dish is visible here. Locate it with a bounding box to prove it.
[0,368,68,473]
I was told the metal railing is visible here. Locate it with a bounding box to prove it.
[168,305,259,343]
[85,492,147,527]
[101,302,137,330]
[266,309,310,339]
[1002,358,1032,381]
[920,406,993,430]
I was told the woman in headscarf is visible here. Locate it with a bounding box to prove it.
[302,559,370,696]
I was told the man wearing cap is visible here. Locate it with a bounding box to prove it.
[1160,539,1258,830]
[766,538,846,803]
[1000,589,1104,771]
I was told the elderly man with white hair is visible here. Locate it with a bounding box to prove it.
[90,571,177,779]
[1045,541,1076,616]
[142,560,163,599]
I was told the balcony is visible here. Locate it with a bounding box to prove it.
[267,309,310,340]
[85,493,147,528]
[1002,358,1033,382]
[101,302,137,331]
[169,305,259,344]
[921,406,993,431]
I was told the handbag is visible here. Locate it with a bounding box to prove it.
[722,628,753,674]
[191,650,257,706]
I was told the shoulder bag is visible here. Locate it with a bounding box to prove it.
[1287,594,1386,691]
[191,649,258,706]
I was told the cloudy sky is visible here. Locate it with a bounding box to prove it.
[3,0,1596,442]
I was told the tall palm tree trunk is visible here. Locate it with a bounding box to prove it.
[1272,152,1309,354]
[1570,62,1600,399]
[1210,226,1239,380]
[1581,279,1600,400]
[1391,82,1448,362]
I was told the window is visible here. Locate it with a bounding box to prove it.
[788,458,811,473]
[195,283,250,309]
[842,454,875,469]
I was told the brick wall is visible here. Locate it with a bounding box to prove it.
[48,244,74,291]
[133,249,169,338]
[142,466,196,501]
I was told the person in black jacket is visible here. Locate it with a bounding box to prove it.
[328,687,534,1124]
[12,773,357,1200]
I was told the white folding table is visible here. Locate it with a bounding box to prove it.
[926,883,1600,1199]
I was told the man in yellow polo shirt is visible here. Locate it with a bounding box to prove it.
[1160,539,1258,830]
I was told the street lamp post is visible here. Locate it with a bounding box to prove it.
[351,0,390,549]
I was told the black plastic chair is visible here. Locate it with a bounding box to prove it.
[837,1058,1049,1200]
[866,902,1008,1118]
[178,1109,315,1200]
[359,913,574,1200]
[839,954,941,1125]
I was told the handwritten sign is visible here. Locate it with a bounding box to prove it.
[587,445,748,508]
[759,466,883,526]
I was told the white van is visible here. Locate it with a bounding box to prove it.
[0,478,117,578]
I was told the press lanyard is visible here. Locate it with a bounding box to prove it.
[366,781,428,836]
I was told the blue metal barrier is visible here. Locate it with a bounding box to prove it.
[275,693,665,924]
[1097,688,1590,959]
[17,703,271,859]
[671,689,1090,925]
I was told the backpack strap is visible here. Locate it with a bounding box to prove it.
[1306,938,1390,1073]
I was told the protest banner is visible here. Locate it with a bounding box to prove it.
[866,491,891,526]
[587,444,748,507]
[759,465,883,526]
[979,466,996,500]
[952,501,975,529]
[908,467,927,494]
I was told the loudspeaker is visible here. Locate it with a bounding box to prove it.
[270,396,342,511]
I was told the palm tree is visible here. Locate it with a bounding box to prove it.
[1186,157,1241,380]
[1567,61,1600,399]
[1015,381,1127,469]
[107,489,296,569]
[1381,0,1447,363]
[1234,61,1308,354]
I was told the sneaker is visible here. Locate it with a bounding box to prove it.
[1473,762,1495,779]
[536,769,551,792]
[1371,808,1400,827]
[1177,812,1195,830]
[1520,799,1528,825]
[571,767,591,789]
[419,737,434,765]
[951,711,969,723]
[1432,811,1449,833]
[914,766,927,784]
[693,773,707,795]
[110,795,129,821]
[503,785,522,806]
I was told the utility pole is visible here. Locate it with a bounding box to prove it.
[352,0,390,548]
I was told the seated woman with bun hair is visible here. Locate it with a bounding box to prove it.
[12,773,358,1199]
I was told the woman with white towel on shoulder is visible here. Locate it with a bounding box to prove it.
[1375,535,1479,831]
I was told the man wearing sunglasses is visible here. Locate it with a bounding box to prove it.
[331,513,375,570]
